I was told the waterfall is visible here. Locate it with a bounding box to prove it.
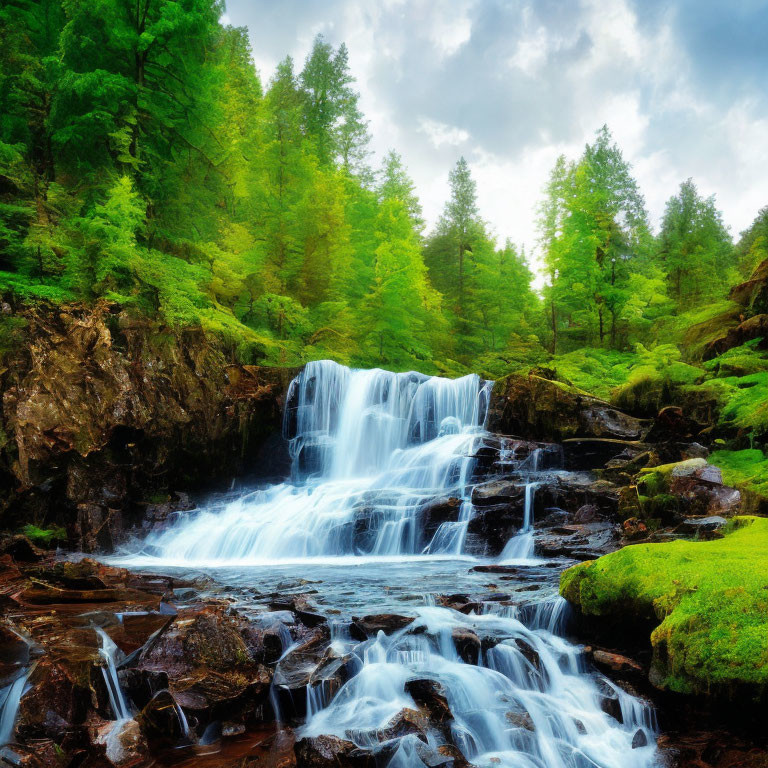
[301,603,657,768]
[0,673,29,747]
[96,628,131,721]
[135,360,493,564]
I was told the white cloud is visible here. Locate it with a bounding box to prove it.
[418,118,470,149]
[227,0,768,259]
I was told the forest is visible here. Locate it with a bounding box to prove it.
[3,0,768,494]
[1,2,768,766]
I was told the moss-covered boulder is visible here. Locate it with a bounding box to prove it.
[487,373,645,442]
[560,517,768,701]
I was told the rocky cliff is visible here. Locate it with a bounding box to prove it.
[0,301,297,551]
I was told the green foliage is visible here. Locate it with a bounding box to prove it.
[20,523,67,545]
[561,517,768,696]
[657,179,736,308]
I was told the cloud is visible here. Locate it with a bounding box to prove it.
[225,0,768,270]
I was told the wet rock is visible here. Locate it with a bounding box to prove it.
[16,657,88,741]
[137,689,189,747]
[404,678,452,726]
[376,708,430,743]
[562,439,647,472]
[590,649,644,682]
[594,678,623,724]
[506,711,535,731]
[95,718,150,767]
[349,614,413,640]
[294,735,374,768]
[631,729,648,749]
[419,498,462,541]
[675,515,728,536]
[534,521,620,560]
[0,536,46,563]
[451,628,480,665]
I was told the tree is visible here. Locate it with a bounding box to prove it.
[538,126,652,350]
[299,36,370,174]
[377,150,424,234]
[657,179,734,307]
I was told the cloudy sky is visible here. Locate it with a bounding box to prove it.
[223,0,768,267]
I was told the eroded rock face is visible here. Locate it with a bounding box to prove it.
[0,301,298,549]
[487,374,645,442]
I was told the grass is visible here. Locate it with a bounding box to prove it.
[560,516,768,698]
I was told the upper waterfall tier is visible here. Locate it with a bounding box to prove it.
[135,361,494,564]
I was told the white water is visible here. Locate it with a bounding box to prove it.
[302,601,657,768]
[96,628,132,721]
[131,360,493,565]
[0,674,29,747]
[119,360,658,767]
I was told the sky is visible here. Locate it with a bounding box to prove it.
[223,0,768,268]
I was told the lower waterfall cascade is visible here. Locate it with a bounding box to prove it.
[105,360,660,767]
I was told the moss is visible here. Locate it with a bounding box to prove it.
[560,516,768,698]
[20,523,67,545]
[710,449,768,502]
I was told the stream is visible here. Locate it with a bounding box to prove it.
[107,360,660,768]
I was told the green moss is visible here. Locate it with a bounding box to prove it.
[710,449,768,501]
[552,348,635,401]
[20,523,67,545]
[560,516,768,697]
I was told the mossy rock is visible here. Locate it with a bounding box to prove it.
[560,516,768,700]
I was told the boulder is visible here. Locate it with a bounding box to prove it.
[137,689,190,747]
[95,718,150,768]
[403,678,452,726]
[349,615,413,640]
[294,735,374,768]
[487,374,645,442]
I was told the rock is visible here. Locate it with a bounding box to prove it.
[0,301,298,548]
[349,614,413,640]
[562,439,647,472]
[646,407,702,443]
[294,735,374,768]
[631,729,648,749]
[376,708,430,743]
[404,678,452,725]
[704,313,768,360]
[534,521,620,560]
[505,711,535,731]
[0,536,46,563]
[419,498,462,542]
[622,517,649,541]
[451,628,480,665]
[137,689,189,746]
[675,516,728,536]
[590,649,644,681]
[594,678,623,724]
[95,718,150,767]
[487,373,645,442]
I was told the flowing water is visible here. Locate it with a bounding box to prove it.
[0,674,29,747]
[114,360,659,768]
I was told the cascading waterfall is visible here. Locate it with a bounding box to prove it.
[120,360,658,768]
[135,360,493,564]
[301,601,657,768]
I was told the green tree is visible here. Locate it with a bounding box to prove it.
[657,178,734,307]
